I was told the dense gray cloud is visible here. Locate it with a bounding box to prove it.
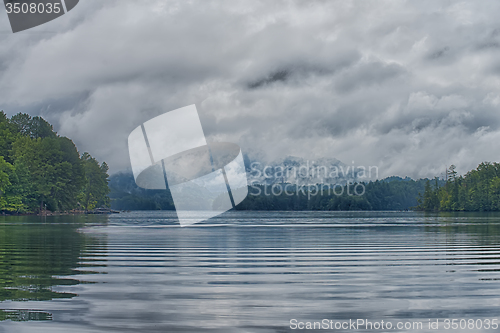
[1,0,500,179]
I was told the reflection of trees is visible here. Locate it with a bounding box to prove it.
[0,215,107,302]
[423,212,500,245]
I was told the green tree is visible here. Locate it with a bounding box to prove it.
[10,113,55,139]
[0,156,13,211]
[0,111,16,163]
[0,112,109,214]
[418,162,500,212]
[78,153,110,211]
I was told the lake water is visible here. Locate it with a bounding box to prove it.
[1,211,500,332]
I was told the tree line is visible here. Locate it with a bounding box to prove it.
[235,178,429,211]
[416,163,500,211]
[109,172,430,211]
[109,160,500,212]
[0,111,110,213]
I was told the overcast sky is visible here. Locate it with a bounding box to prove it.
[1,0,500,179]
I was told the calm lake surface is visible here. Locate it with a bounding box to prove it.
[1,211,500,332]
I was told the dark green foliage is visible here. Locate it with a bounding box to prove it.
[416,163,500,212]
[78,153,110,211]
[10,113,55,139]
[0,219,105,302]
[236,179,429,211]
[0,111,110,213]
[108,174,430,211]
[0,112,16,164]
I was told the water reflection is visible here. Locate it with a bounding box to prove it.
[0,309,52,321]
[0,214,107,321]
[421,212,500,245]
[1,211,500,332]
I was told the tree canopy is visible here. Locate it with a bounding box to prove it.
[0,111,110,213]
[417,163,500,212]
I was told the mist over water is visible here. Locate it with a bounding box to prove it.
[1,211,500,332]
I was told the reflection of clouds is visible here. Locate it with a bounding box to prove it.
[8,211,500,332]
[1,1,500,178]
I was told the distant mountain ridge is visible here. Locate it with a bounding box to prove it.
[110,155,372,196]
[109,155,380,210]
[246,156,373,186]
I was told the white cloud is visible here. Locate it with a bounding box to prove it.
[1,0,500,179]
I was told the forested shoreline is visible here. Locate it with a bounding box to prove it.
[416,163,500,212]
[0,111,110,214]
[109,162,500,212]
[235,178,429,211]
[109,173,432,211]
